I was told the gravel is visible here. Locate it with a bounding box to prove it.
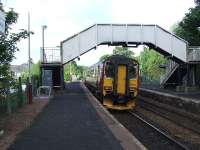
[111,111,188,150]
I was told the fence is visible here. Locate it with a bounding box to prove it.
[40,47,61,63]
[0,77,27,115]
[31,75,40,97]
[140,73,160,89]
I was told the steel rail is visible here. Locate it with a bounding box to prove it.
[139,99,200,135]
[128,111,189,150]
[139,98,200,123]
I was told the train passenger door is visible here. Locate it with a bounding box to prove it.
[117,65,127,94]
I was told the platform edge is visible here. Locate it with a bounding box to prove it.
[140,88,200,104]
[81,82,147,150]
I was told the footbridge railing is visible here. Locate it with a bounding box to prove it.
[61,24,188,64]
[41,47,61,63]
[160,60,179,86]
[187,47,200,62]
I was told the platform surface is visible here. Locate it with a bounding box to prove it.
[141,84,200,102]
[8,82,123,150]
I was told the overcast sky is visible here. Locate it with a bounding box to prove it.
[3,0,195,66]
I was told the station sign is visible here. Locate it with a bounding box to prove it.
[0,10,5,34]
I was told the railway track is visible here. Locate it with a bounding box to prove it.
[85,84,198,149]
[128,111,189,150]
[110,110,191,150]
[138,97,200,135]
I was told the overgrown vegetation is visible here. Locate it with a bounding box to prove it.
[138,47,167,82]
[0,8,33,89]
[172,0,200,46]
[64,61,88,81]
[21,61,40,83]
[0,8,33,115]
[113,47,135,58]
[99,46,135,62]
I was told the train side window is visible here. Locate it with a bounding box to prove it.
[129,65,137,79]
[105,62,114,78]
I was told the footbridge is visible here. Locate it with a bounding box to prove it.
[61,24,188,64]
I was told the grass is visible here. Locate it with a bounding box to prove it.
[0,92,27,114]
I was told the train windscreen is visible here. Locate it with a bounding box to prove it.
[129,64,137,79]
[105,62,114,78]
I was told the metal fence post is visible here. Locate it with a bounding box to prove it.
[27,78,32,104]
[28,80,33,104]
[18,77,23,107]
[6,94,11,114]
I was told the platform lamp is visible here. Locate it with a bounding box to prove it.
[42,25,47,62]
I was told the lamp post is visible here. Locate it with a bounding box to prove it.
[27,12,32,104]
[28,13,31,81]
[42,25,47,62]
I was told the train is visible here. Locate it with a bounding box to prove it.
[85,55,140,110]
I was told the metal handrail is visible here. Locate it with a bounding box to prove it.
[160,60,179,85]
[41,47,61,63]
[187,47,200,62]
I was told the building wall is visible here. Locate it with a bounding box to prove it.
[40,64,64,89]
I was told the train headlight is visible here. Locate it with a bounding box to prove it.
[104,86,112,91]
[103,78,113,95]
[129,86,135,93]
[103,86,113,95]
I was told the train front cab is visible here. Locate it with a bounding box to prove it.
[102,60,139,110]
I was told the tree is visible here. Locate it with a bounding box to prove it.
[195,0,200,5]
[31,61,40,76]
[138,48,167,82]
[0,9,32,84]
[20,61,41,83]
[172,1,200,46]
[99,54,111,62]
[64,61,87,81]
[113,47,135,58]
[99,47,135,62]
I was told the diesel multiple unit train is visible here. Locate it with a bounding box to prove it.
[85,55,140,110]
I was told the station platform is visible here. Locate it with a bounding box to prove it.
[140,85,200,101]
[139,86,200,114]
[8,82,145,150]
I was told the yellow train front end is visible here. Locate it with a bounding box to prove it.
[101,56,139,110]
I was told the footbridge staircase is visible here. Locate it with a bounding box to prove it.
[60,24,199,87]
